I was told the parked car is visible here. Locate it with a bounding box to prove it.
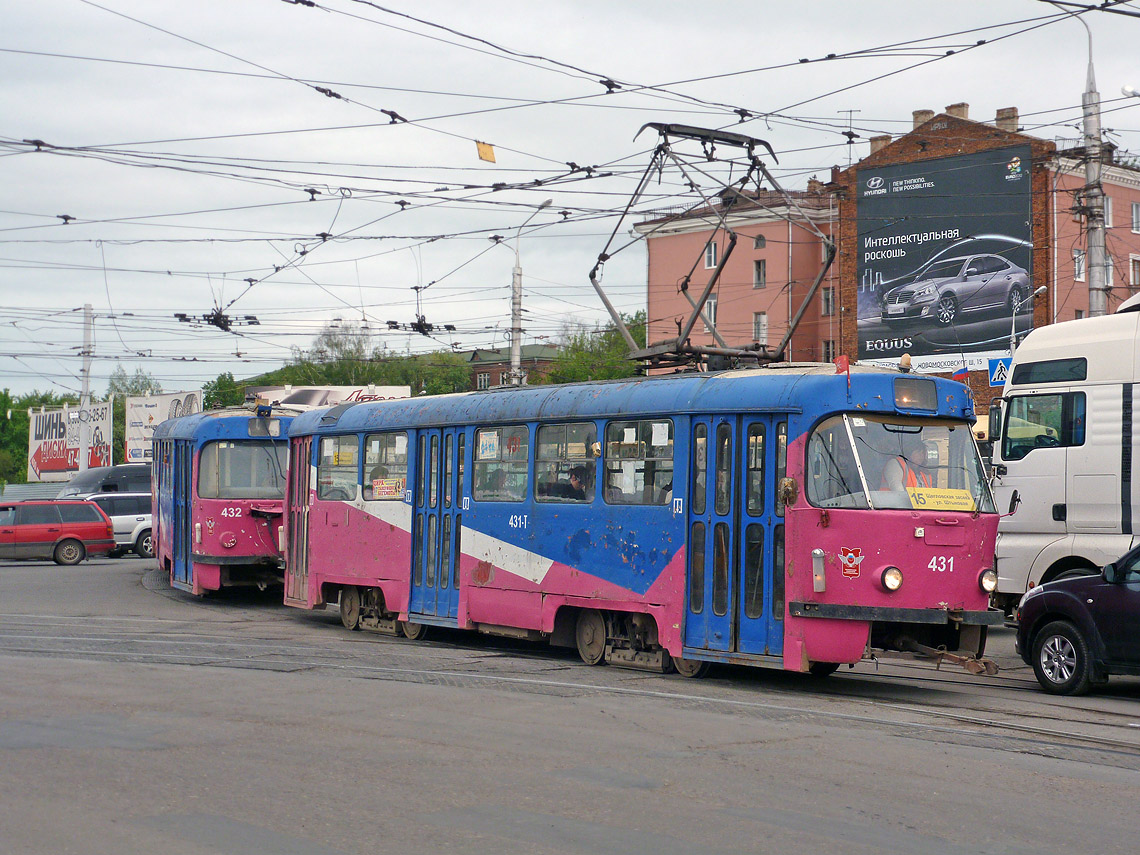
[880,254,1030,327]
[82,492,153,558]
[1016,546,1140,694]
[56,462,152,498]
[0,500,115,565]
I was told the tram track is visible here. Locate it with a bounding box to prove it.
[1,611,1138,765]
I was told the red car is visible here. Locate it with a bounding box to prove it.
[0,500,116,565]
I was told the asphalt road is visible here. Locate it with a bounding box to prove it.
[1,557,1138,855]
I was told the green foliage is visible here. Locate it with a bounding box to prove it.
[541,311,647,385]
[202,372,244,409]
[105,366,163,465]
[0,388,78,486]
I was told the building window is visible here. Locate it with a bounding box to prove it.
[753,234,766,249]
[753,311,768,344]
[821,286,835,317]
[1073,249,1086,282]
[1105,195,1113,228]
[1131,256,1140,289]
[703,295,717,332]
[704,240,718,269]
[1075,310,1085,320]
[1108,255,1115,286]
[822,340,836,362]
[1132,201,1140,234]
[476,372,490,390]
[753,259,767,289]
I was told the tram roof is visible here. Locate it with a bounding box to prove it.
[289,363,976,436]
[152,405,302,442]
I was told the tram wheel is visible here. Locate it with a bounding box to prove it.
[670,655,710,679]
[808,662,841,677]
[339,586,361,630]
[575,609,607,665]
[401,620,428,640]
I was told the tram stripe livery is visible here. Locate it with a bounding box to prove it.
[283,365,1002,676]
[153,407,294,595]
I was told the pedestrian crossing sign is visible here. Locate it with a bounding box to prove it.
[988,357,1012,387]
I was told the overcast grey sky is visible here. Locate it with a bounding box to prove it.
[2,0,1138,397]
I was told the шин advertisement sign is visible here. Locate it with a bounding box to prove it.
[856,145,1033,373]
[27,402,113,482]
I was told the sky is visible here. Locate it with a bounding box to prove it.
[2,0,1139,398]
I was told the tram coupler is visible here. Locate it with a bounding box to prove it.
[604,643,670,673]
[900,639,999,676]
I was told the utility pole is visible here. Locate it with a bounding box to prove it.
[1078,20,1109,315]
[78,303,93,473]
[508,199,552,386]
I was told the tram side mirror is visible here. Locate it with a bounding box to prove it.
[779,477,798,508]
[1007,490,1021,515]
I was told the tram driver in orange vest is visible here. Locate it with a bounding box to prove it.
[881,436,932,492]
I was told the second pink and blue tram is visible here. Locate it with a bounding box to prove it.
[282,365,1002,676]
[153,407,295,595]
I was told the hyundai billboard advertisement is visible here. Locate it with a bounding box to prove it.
[856,145,1033,372]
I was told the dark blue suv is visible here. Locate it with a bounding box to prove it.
[1016,547,1140,695]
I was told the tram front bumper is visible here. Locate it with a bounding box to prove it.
[788,602,1004,626]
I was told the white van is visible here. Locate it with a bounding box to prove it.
[989,295,1140,613]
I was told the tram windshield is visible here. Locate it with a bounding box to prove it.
[198,440,288,499]
[806,415,995,513]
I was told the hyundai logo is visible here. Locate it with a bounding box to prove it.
[866,176,884,190]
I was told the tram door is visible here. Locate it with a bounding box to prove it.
[171,440,193,588]
[683,416,784,656]
[284,436,312,605]
[410,428,461,621]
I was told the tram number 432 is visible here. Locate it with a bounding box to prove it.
[928,555,954,573]
[220,507,243,518]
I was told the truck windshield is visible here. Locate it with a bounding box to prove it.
[198,440,288,499]
[806,414,995,513]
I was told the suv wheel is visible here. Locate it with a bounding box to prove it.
[135,529,153,559]
[53,539,86,566]
[1031,620,1093,695]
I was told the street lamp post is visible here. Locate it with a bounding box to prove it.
[507,198,552,386]
[1011,285,1049,354]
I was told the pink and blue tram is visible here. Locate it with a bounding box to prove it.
[282,365,1002,676]
[152,407,295,595]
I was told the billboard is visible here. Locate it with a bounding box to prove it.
[856,145,1033,373]
[125,391,202,463]
[245,385,411,410]
[27,402,113,482]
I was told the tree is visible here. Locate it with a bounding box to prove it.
[541,311,648,385]
[105,367,163,465]
[202,372,244,409]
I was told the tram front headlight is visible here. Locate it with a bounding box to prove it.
[881,566,903,592]
[979,568,998,594]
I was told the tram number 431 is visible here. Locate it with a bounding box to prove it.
[928,556,954,573]
[508,514,529,529]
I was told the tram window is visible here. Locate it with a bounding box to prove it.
[692,424,707,516]
[201,440,289,500]
[806,418,867,510]
[747,425,765,516]
[316,436,358,501]
[364,432,408,501]
[440,515,452,589]
[604,419,674,505]
[535,422,596,503]
[474,426,529,501]
[444,435,454,509]
[714,424,732,515]
[689,522,705,615]
[774,422,787,517]
[247,418,281,437]
[417,436,426,508]
[712,522,729,616]
[425,515,437,586]
[429,435,440,509]
[773,525,785,621]
[457,433,465,502]
[412,513,423,586]
[744,524,764,619]
[453,513,462,588]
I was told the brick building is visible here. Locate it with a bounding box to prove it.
[642,103,1140,410]
[464,344,558,390]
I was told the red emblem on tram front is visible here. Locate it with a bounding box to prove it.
[839,547,865,579]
